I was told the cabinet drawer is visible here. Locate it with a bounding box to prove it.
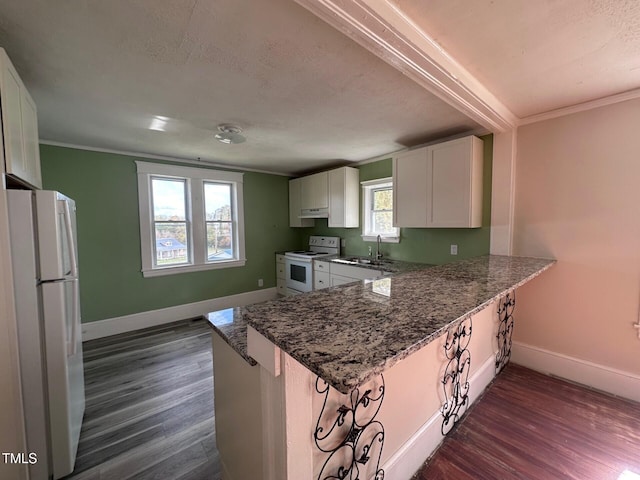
[314,271,330,290]
[276,263,286,279]
[276,279,286,296]
[276,254,286,264]
[314,260,330,272]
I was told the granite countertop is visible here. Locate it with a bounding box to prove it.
[205,307,257,366]
[244,255,555,394]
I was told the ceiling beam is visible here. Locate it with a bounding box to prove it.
[294,0,518,132]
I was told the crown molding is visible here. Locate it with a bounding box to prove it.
[295,0,518,132]
[519,87,640,126]
[38,140,293,176]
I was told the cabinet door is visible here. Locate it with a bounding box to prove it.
[328,167,359,228]
[1,50,42,189]
[289,178,314,227]
[426,136,482,228]
[276,262,285,280]
[393,148,428,227]
[2,58,26,180]
[314,271,330,290]
[330,274,357,287]
[20,90,42,189]
[300,172,328,210]
[331,263,383,281]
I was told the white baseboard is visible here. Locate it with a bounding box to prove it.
[382,353,497,479]
[81,288,278,341]
[512,341,640,403]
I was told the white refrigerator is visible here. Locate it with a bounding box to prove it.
[7,190,85,480]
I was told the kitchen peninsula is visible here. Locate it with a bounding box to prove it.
[207,255,555,480]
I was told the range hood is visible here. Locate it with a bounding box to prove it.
[299,208,329,219]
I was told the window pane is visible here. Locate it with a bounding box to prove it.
[152,178,186,221]
[372,211,395,234]
[155,222,188,265]
[205,183,232,221]
[373,188,392,211]
[207,222,234,261]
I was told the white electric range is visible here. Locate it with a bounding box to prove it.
[284,236,340,294]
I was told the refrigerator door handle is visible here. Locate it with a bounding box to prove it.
[69,279,80,357]
[62,199,79,278]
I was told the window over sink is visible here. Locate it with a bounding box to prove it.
[361,177,400,243]
[136,161,246,277]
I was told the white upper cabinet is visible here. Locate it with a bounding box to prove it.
[289,166,359,228]
[0,48,42,189]
[300,171,329,210]
[392,148,429,227]
[288,177,314,227]
[393,135,483,228]
[328,167,359,228]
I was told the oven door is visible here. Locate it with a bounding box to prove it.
[285,257,313,293]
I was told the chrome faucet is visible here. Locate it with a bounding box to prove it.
[376,235,383,260]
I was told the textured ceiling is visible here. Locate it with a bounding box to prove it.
[0,0,482,175]
[392,0,640,118]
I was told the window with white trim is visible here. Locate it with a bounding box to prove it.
[136,161,246,277]
[361,177,400,243]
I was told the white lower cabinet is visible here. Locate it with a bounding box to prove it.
[330,274,355,287]
[314,271,330,290]
[276,254,286,296]
[313,260,331,290]
[314,260,384,289]
[330,263,383,281]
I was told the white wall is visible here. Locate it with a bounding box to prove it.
[512,98,640,380]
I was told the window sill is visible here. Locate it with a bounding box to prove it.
[142,259,247,277]
[361,235,400,244]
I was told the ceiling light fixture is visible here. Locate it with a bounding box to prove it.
[149,115,169,131]
[214,124,246,144]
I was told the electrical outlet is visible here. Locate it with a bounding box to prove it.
[258,278,264,287]
[450,244,458,255]
[341,239,346,248]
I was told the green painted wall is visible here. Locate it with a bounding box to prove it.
[304,134,493,264]
[40,145,302,323]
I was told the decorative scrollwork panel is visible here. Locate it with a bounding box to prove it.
[314,375,385,480]
[441,317,472,436]
[495,292,516,374]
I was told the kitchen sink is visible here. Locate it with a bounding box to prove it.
[337,257,388,266]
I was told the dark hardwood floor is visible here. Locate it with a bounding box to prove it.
[64,318,220,480]
[413,364,640,480]
[65,319,640,480]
